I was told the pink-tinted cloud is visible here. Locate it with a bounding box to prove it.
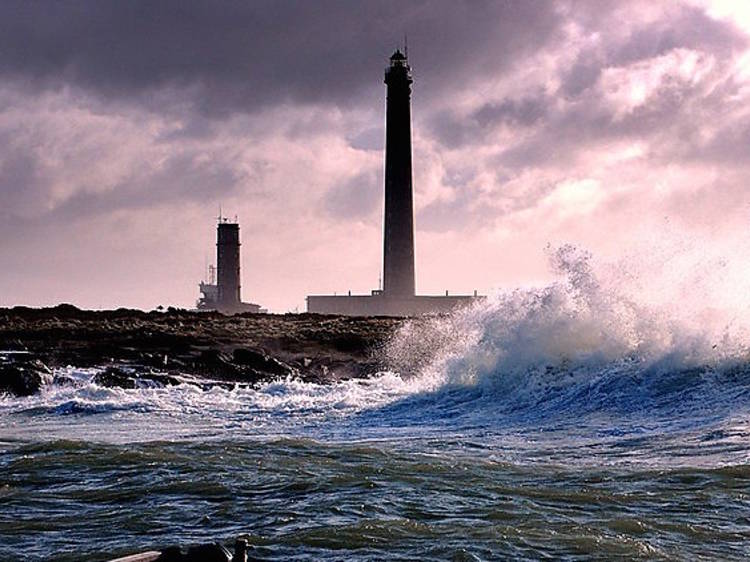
[1,1,750,312]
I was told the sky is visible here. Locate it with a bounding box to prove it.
[2,0,750,312]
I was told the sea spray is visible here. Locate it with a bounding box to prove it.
[386,243,750,389]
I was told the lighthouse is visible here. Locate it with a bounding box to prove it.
[382,49,416,297]
[196,217,264,314]
[216,220,241,307]
[306,49,483,316]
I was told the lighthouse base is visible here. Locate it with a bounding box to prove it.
[306,293,483,317]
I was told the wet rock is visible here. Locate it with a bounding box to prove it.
[232,347,294,378]
[0,359,50,397]
[0,306,404,387]
[139,372,183,388]
[93,366,182,389]
[94,367,137,389]
[52,373,77,387]
[195,350,247,380]
[232,539,248,562]
[157,543,232,562]
[329,333,371,354]
[194,348,294,384]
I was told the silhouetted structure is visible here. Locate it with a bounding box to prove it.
[383,49,415,297]
[197,218,263,314]
[217,221,241,306]
[307,50,483,316]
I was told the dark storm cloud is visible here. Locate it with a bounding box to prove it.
[429,93,549,148]
[2,0,750,311]
[52,151,253,220]
[442,166,477,188]
[348,127,384,152]
[0,0,565,117]
[417,184,488,232]
[676,116,750,165]
[416,180,533,233]
[495,10,748,171]
[412,3,750,235]
[560,58,602,98]
[0,143,47,214]
[324,170,382,219]
[474,96,548,129]
[0,144,257,229]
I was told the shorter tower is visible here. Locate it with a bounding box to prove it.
[217,219,241,306]
[197,217,263,314]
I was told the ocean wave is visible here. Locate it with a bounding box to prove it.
[3,245,750,442]
[379,244,750,424]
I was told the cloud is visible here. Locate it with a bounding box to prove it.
[2,0,750,311]
[324,170,382,219]
[428,93,549,149]
[0,0,565,116]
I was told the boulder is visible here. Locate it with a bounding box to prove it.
[93,366,182,389]
[157,543,232,562]
[195,349,246,380]
[0,359,50,397]
[232,348,294,378]
[94,366,137,389]
[195,348,294,383]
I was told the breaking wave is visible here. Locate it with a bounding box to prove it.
[3,244,750,457]
[379,244,750,431]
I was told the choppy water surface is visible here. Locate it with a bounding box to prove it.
[2,248,750,560]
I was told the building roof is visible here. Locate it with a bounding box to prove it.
[390,49,407,61]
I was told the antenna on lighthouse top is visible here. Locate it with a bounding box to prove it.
[404,33,408,58]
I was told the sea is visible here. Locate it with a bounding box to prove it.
[1,246,750,560]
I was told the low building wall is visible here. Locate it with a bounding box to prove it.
[306,294,483,317]
[196,301,263,315]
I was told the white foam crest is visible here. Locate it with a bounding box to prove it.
[386,244,750,392]
[0,366,429,424]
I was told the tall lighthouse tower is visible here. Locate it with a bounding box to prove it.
[382,49,416,297]
[305,49,483,316]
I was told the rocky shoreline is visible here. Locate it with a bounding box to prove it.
[0,305,405,397]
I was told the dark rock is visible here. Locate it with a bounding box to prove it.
[330,333,371,354]
[232,539,248,562]
[157,546,184,561]
[94,367,137,389]
[51,303,83,317]
[196,349,246,380]
[93,366,182,389]
[52,373,76,387]
[157,543,231,562]
[0,306,405,387]
[0,359,50,397]
[140,372,183,388]
[232,348,294,378]
[195,348,295,384]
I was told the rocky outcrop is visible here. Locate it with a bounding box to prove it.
[92,366,183,390]
[0,306,408,396]
[231,347,294,378]
[0,356,50,397]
